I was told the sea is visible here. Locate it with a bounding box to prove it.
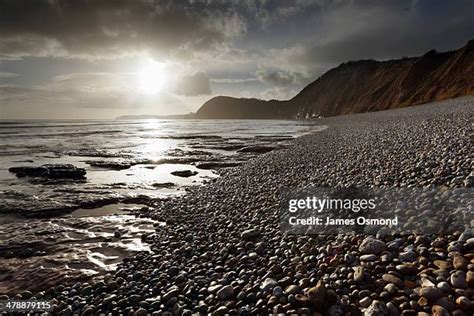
[0,119,322,213]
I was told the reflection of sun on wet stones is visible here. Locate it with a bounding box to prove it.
[0,214,157,294]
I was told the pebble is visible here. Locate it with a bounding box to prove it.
[434,260,452,270]
[432,305,450,316]
[386,302,399,316]
[285,285,300,294]
[162,287,179,302]
[354,266,365,282]
[453,256,468,270]
[396,263,417,275]
[376,227,392,240]
[399,251,417,262]
[450,271,468,289]
[306,280,326,309]
[359,297,372,308]
[134,308,147,316]
[360,254,378,262]
[207,285,222,294]
[241,228,261,240]
[212,306,229,316]
[365,300,388,316]
[272,286,283,297]
[420,287,444,302]
[384,283,397,294]
[382,274,403,288]
[437,281,451,293]
[217,285,234,300]
[421,278,435,287]
[466,271,474,287]
[455,296,472,311]
[359,237,386,255]
[260,278,278,291]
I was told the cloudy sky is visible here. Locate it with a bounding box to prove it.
[0,0,472,119]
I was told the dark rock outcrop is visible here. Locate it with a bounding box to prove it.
[9,164,86,180]
[171,170,198,177]
[195,161,242,169]
[237,145,276,154]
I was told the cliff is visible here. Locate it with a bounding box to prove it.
[195,40,474,119]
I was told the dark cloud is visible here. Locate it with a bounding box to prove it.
[1,0,471,64]
[0,0,247,59]
[0,0,326,60]
[282,0,473,71]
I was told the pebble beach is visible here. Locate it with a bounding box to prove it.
[1,96,473,315]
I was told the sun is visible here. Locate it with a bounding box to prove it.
[137,58,167,94]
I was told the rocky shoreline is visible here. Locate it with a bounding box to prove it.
[0,122,304,216]
[1,97,473,315]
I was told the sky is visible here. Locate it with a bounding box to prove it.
[0,0,473,119]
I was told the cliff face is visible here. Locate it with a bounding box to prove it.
[195,40,474,119]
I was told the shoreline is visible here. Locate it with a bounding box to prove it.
[0,120,318,295]
[1,96,473,314]
[0,119,313,217]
